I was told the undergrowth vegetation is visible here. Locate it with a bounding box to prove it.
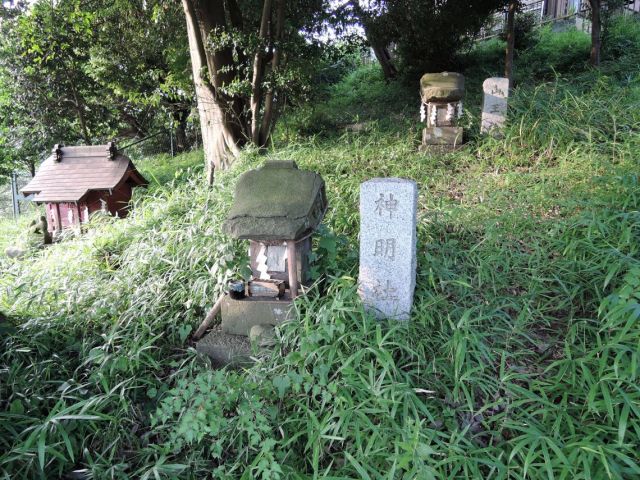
[2,16,640,479]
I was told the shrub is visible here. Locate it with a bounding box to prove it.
[516,26,591,80]
[499,11,540,51]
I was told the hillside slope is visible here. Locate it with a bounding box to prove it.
[1,18,640,479]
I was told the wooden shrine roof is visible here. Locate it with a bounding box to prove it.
[21,145,147,202]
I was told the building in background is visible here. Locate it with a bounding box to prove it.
[480,0,639,39]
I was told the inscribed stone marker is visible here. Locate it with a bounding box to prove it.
[481,77,509,135]
[358,178,417,321]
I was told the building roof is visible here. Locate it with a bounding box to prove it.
[223,160,327,241]
[21,144,147,202]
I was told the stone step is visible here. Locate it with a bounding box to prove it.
[195,325,253,368]
[221,295,292,336]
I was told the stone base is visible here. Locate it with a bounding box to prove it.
[221,294,293,336]
[195,325,254,368]
[421,127,463,147]
[419,143,464,154]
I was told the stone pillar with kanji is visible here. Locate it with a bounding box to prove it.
[358,178,417,320]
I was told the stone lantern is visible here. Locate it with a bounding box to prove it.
[419,72,465,149]
[196,160,327,366]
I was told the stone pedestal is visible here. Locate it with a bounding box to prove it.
[220,294,293,336]
[195,325,253,368]
[196,294,293,367]
[421,127,463,147]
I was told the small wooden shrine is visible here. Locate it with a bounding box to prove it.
[21,143,147,234]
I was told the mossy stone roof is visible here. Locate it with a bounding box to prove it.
[420,72,465,102]
[223,161,327,241]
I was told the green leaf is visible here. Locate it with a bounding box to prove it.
[618,402,630,445]
[345,452,372,480]
[38,431,46,471]
[9,399,24,414]
[272,375,290,399]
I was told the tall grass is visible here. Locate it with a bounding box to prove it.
[1,15,640,479]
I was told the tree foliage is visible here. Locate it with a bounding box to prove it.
[86,0,193,143]
[0,0,192,181]
[350,0,505,78]
[181,0,328,182]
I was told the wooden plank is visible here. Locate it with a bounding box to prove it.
[287,240,299,298]
[53,203,61,233]
[248,280,285,298]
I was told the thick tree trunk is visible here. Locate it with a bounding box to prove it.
[505,0,517,89]
[182,0,222,182]
[182,0,244,183]
[349,0,397,81]
[191,0,248,143]
[371,43,398,81]
[182,0,291,178]
[589,0,601,67]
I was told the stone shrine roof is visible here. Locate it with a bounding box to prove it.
[223,161,327,241]
[420,72,465,103]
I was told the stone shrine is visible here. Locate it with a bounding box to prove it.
[358,178,417,320]
[481,77,509,135]
[420,72,465,149]
[196,160,327,366]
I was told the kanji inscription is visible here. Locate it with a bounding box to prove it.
[481,77,509,135]
[374,238,396,260]
[374,193,398,219]
[373,280,399,301]
[358,178,417,321]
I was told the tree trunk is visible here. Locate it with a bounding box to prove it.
[250,0,272,145]
[70,82,90,143]
[182,0,244,183]
[349,0,398,81]
[259,0,285,146]
[589,0,601,67]
[371,43,398,81]
[505,0,517,89]
[190,0,247,145]
[173,110,188,152]
[182,0,294,178]
[182,0,220,182]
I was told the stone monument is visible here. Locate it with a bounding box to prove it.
[481,77,509,135]
[358,178,417,321]
[419,72,465,149]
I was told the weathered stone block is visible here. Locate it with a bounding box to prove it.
[358,178,417,321]
[481,77,509,135]
[422,126,463,146]
[249,324,276,347]
[195,325,253,368]
[220,295,293,336]
[420,72,465,103]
